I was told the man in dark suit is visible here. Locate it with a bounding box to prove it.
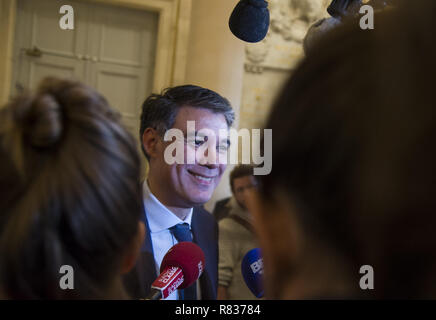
[123,85,235,300]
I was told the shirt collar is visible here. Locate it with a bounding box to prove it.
[143,181,193,233]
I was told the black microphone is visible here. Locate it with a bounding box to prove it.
[327,0,361,18]
[229,0,270,43]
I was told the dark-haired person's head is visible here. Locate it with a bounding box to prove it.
[140,85,234,213]
[0,77,145,299]
[250,1,436,299]
[230,164,257,210]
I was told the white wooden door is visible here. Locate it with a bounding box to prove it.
[12,0,158,137]
[87,2,158,135]
[12,0,88,92]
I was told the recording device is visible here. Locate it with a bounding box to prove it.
[146,242,205,300]
[327,0,360,18]
[241,248,264,298]
[327,0,391,19]
[229,0,270,43]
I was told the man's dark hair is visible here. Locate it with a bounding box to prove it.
[230,164,254,193]
[261,1,436,298]
[139,85,234,159]
[0,77,143,299]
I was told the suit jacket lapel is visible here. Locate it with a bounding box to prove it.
[123,209,157,299]
[139,210,157,286]
[191,207,217,300]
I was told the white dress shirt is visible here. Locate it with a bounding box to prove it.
[143,181,193,300]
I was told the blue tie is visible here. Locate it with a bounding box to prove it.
[169,223,197,300]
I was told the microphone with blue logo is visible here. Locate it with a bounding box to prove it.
[241,248,264,298]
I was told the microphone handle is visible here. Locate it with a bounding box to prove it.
[145,288,162,300]
[149,266,185,299]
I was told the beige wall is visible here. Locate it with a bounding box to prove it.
[184,0,245,212]
[185,0,245,116]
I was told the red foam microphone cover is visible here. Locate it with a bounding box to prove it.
[160,242,205,289]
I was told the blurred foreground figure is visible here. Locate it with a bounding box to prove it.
[250,0,436,299]
[0,78,145,299]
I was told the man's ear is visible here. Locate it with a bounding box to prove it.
[142,128,160,159]
[120,221,146,275]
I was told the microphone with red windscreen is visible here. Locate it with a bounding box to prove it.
[146,242,205,300]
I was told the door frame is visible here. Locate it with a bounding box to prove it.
[0,0,192,106]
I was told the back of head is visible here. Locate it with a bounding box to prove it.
[260,0,436,298]
[0,77,143,299]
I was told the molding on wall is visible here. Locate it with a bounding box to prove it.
[172,0,192,86]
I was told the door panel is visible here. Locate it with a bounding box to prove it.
[27,54,85,90]
[29,0,78,58]
[88,2,158,68]
[13,0,88,93]
[87,2,158,136]
[93,62,144,135]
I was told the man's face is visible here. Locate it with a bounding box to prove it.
[153,106,229,208]
[233,175,258,210]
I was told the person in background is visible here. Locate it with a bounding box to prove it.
[217,164,259,300]
[0,77,145,299]
[123,85,234,300]
[249,0,436,299]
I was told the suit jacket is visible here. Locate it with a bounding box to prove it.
[123,206,218,300]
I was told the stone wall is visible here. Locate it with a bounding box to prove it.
[240,0,330,131]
